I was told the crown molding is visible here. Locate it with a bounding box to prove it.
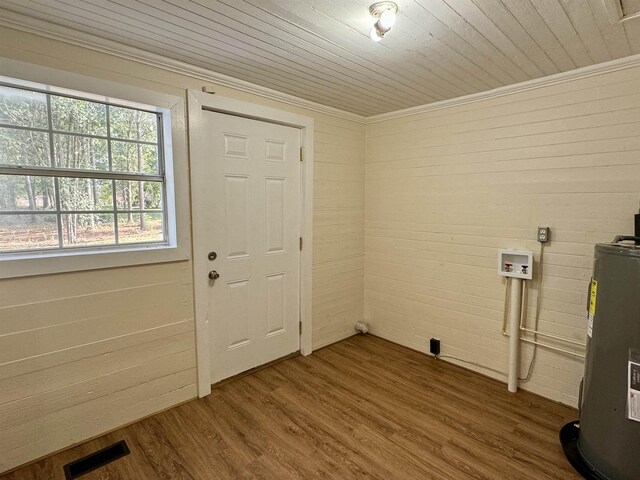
[0,9,366,124]
[366,52,640,123]
[2,8,640,126]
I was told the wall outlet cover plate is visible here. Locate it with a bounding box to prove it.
[537,226,550,243]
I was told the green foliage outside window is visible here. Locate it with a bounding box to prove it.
[0,84,166,252]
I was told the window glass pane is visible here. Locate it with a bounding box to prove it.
[0,82,170,256]
[112,141,159,174]
[59,177,113,211]
[0,214,58,251]
[62,213,115,246]
[118,213,164,244]
[0,127,50,167]
[0,175,56,211]
[109,106,158,143]
[51,96,107,136]
[115,180,163,210]
[0,85,48,128]
[53,134,108,170]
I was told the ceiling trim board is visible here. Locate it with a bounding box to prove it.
[603,0,640,23]
[0,9,367,123]
[366,51,640,123]
[2,8,640,125]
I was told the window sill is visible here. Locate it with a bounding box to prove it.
[0,244,190,279]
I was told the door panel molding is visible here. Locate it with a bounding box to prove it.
[188,90,314,398]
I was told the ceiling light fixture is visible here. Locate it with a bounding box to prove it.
[369,1,398,42]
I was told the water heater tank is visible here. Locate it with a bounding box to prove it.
[575,237,640,479]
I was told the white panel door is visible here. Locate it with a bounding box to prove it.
[200,111,301,383]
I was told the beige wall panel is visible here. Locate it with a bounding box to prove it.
[0,261,193,305]
[0,301,192,363]
[0,320,193,381]
[0,332,194,403]
[366,64,640,407]
[0,350,195,441]
[1,281,192,335]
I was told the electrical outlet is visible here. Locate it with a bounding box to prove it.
[429,338,441,356]
[537,226,550,243]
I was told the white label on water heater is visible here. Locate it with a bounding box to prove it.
[628,361,640,423]
[587,280,597,338]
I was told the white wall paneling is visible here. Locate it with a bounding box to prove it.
[365,63,640,407]
[0,261,197,473]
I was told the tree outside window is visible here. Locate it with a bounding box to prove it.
[0,84,167,253]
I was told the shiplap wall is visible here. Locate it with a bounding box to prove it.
[0,263,197,472]
[0,26,364,473]
[365,64,640,406]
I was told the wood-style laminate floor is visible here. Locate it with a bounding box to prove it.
[2,335,580,480]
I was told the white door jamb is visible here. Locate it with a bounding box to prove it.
[188,90,314,397]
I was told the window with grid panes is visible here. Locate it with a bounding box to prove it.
[0,83,169,253]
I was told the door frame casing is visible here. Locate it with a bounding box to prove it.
[188,90,314,397]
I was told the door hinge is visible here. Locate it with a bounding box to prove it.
[299,321,302,334]
[300,147,304,162]
[299,237,303,251]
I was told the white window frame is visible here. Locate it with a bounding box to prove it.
[0,59,190,279]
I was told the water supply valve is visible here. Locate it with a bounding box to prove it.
[498,249,533,280]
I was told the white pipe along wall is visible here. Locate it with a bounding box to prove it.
[508,278,523,393]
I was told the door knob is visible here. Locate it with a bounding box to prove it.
[208,270,220,280]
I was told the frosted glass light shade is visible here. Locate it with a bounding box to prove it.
[379,9,396,29]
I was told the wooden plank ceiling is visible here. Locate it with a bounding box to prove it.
[1,0,640,116]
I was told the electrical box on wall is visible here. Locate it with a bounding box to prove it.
[498,249,533,280]
[537,226,550,243]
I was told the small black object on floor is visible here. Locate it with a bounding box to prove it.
[63,440,130,479]
[560,421,608,480]
[429,338,440,356]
